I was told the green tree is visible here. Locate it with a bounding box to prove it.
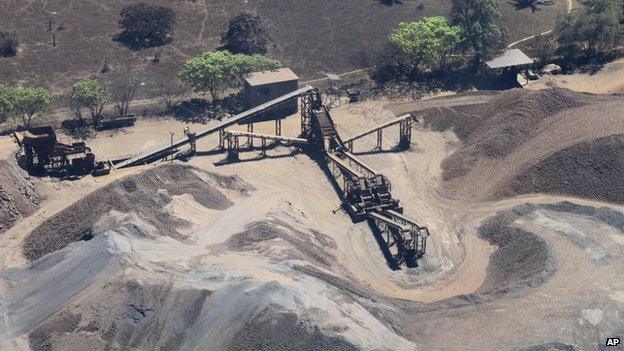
[0,84,16,123]
[70,79,110,122]
[221,12,272,55]
[389,16,463,72]
[179,51,281,101]
[555,0,623,62]
[451,0,508,61]
[11,87,56,128]
[116,3,176,49]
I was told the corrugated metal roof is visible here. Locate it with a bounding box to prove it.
[244,68,299,86]
[485,49,533,69]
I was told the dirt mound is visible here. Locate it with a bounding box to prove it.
[226,219,338,269]
[440,88,592,180]
[501,134,624,204]
[0,160,41,234]
[28,280,212,351]
[476,204,556,295]
[22,164,253,261]
[227,308,358,351]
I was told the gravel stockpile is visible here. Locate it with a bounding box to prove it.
[0,160,41,235]
[502,134,624,204]
[22,164,253,261]
[227,309,358,351]
[439,88,593,180]
[28,280,213,351]
[476,204,556,295]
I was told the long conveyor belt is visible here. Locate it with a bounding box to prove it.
[116,86,315,168]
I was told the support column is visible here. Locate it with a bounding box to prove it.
[218,129,226,149]
[247,123,254,148]
[226,134,239,161]
[275,118,282,136]
[346,141,353,152]
[261,138,267,157]
[399,118,412,150]
[376,129,382,150]
[300,93,312,138]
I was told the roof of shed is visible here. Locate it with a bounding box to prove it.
[485,49,534,69]
[245,68,299,86]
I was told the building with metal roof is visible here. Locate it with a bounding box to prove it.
[243,68,300,121]
[484,49,534,69]
[244,68,299,87]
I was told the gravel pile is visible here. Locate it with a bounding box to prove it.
[502,134,624,204]
[0,160,41,234]
[476,204,556,295]
[23,164,252,261]
[437,88,593,180]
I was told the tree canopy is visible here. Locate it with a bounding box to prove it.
[451,0,508,61]
[179,51,281,101]
[510,0,555,13]
[220,12,272,55]
[555,0,623,63]
[0,84,16,123]
[117,3,176,49]
[9,87,56,128]
[70,79,110,122]
[389,16,463,72]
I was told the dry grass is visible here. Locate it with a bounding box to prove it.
[0,0,566,97]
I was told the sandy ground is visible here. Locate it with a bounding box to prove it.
[526,58,624,93]
[1,90,624,350]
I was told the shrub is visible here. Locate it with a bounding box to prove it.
[0,31,19,58]
[116,3,175,49]
[220,12,272,55]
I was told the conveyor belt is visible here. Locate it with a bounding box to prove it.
[343,114,413,144]
[225,131,309,144]
[116,86,315,168]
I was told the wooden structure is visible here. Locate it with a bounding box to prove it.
[243,68,299,121]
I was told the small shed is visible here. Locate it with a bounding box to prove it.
[243,68,299,121]
[484,49,534,80]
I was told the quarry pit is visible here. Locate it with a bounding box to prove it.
[1,89,624,350]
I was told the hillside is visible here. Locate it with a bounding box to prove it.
[0,0,566,95]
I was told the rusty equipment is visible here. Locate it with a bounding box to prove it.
[14,126,102,176]
[114,85,429,267]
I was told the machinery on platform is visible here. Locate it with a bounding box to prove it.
[114,85,429,267]
[13,126,109,177]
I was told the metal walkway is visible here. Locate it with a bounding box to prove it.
[116,86,315,168]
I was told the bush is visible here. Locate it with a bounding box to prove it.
[70,78,110,122]
[220,12,272,55]
[116,3,175,49]
[179,51,281,102]
[0,31,19,58]
[554,0,623,66]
